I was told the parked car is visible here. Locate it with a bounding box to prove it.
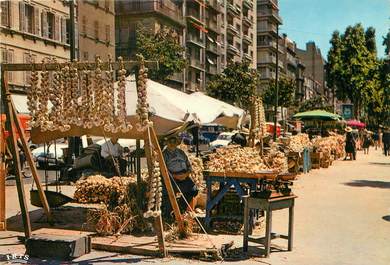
[210,132,236,151]
[32,143,68,169]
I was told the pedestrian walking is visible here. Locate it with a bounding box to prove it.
[372,130,379,150]
[383,129,390,156]
[344,127,356,160]
[362,130,372,155]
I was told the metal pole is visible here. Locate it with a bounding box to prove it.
[273,25,279,141]
[69,0,76,60]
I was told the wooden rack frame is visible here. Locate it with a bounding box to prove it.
[0,60,183,257]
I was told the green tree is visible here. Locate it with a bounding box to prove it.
[298,96,333,113]
[383,29,390,57]
[262,77,296,109]
[327,24,379,119]
[136,26,186,82]
[326,31,342,110]
[206,61,259,109]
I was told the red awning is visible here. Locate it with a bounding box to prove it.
[190,22,208,33]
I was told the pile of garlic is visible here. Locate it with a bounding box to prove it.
[205,146,269,173]
[74,175,134,204]
[264,143,288,173]
[288,133,311,153]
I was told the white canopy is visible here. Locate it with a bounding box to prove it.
[122,76,244,134]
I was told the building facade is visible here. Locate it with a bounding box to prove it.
[256,0,282,91]
[0,0,73,92]
[115,0,257,92]
[78,0,115,61]
[296,42,327,97]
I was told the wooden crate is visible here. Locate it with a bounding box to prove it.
[311,152,322,169]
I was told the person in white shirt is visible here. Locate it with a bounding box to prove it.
[100,137,126,176]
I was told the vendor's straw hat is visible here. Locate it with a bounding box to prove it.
[345,127,353,132]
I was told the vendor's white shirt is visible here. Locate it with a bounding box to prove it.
[101,140,123,158]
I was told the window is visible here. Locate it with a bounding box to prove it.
[66,19,70,44]
[82,16,87,34]
[83,52,89,61]
[1,49,13,81]
[24,53,32,84]
[94,20,99,40]
[25,4,34,33]
[104,0,110,11]
[47,12,55,39]
[1,1,10,27]
[105,25,110,43]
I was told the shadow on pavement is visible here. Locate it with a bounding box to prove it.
[382,215,390,222]
[369,162,390,166]
[343,180,390,189]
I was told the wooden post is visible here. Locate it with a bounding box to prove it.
[143,129,167,256]
[10,99,52,223]
[148,127,183,229]
[243,196,249,252]
[1,72,31,238]
[0,111,5,231]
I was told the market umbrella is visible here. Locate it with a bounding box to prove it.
[346,119,366,128]
[293,110,342,121]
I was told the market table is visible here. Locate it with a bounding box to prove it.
[203,170,278,228]
[242,194,297,257]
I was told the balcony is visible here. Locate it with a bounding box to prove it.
[257,9,282,24]
[187,9,204,25]
[242,16,253,26]
[227,24,240,36]
[243,0,253,9]
[227,44,240,55]
[189,58,205,70]
[258,0,279,8]
[206,0,222,13]
[243,34,252,44]
[243,53,252,61]
[187,34,205,48]
[287,56,297,67]
[257,24,278,35]
[119,0,184,26]
[206,42,219,55]
[227,3,240,17]
[206,64,218,75]
[206,19,220,33]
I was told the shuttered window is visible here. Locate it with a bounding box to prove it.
[24,53,32,84]
[0,0,10,27]
[47,12,54,39]
[94,20,99,40]
[25,4,34,34]
[105,24,110,43]
[1,49,14,81]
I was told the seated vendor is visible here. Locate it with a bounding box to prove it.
[162,136,198,214]
[100,137,126,176]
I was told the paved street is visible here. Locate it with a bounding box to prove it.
[1,149,389,265]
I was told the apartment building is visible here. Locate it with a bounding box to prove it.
[256,0,282,91]
[296,42,327,97]
[115,0,257,92]
[78,0,115,61]
[0,0,73,92]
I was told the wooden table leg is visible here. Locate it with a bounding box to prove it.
[205,178,212,228]
[243,196,249,252]
[265,208,272,257]
[288,203,294,251]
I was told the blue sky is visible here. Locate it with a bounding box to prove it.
[279,0,390,59]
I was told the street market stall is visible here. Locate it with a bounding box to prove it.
[0,56,231,259]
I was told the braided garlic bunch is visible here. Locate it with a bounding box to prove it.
[144,157,163,218]
[135,55,150,131]
[92,57,105,127]
[37,61,50,131]
[60,65,71,131]
[80,69,94,129]
[48,63,64,131]
[115,57,132,133]
[27,65,39,128]
[103,56,115,132]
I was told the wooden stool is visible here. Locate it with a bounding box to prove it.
[243,195,297,257]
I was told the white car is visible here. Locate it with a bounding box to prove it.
[31,143,68,168]
[210,132,236,150]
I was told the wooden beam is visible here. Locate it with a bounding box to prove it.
[0,110,5,231]
[1,71,31,238]
[148,127,184,229]
[143,129,167,257]
[10,99,52,223]
[1,60,158,72]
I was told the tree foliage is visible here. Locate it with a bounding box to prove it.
[206,61,259,109]
[136,25,186,82]
[383,29,390,57]
[262,77,296,108]
[298,96,333,113]
[326,24,381,120]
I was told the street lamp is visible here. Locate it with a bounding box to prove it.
[273,24,279,141]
